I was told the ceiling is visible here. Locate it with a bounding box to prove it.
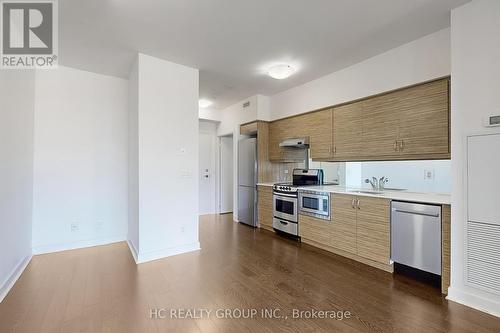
[59,0,469,109]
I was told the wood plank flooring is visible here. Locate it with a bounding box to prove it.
[1,214,499,332]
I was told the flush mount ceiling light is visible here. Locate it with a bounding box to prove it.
[267,64,295,80]
[199,99,213,108]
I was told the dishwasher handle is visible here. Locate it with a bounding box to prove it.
[392,209,440,218]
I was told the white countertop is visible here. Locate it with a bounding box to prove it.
[257,183,450,205]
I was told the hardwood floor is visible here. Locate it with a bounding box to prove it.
[1,214,499,332]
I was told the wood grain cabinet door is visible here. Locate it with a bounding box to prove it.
[330,194,357,254]
[333,102,363,161]
[257,186,273,230]
[397,79,450,158]
[299,215,331,247]
[268,120,282,161]
[361,94,400,159]
[356,197,391,264]
[305,109,333,160]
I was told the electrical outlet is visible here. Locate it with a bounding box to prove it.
[180,226,186,233]
[424,169,435,180]
[71,222,79,232]
[284,169,289,174]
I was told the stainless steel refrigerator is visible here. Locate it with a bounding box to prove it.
[238,138,257,227]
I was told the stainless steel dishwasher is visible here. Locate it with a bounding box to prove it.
[391,201,442,275]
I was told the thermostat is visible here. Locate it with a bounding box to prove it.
[483,115,500,127]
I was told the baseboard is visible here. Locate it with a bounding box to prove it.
[133,242,201,264]
[447,287,500,318]
[0,255,32,303]
[126,239,139,264]
[32,235,126,255]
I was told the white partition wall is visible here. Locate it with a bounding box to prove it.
[127,54,200,263]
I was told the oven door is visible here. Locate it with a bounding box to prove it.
[273,193,298,222]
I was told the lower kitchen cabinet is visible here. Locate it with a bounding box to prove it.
[331,194,357,254]
[355,196,391,264]
[257,186,273,231]
[299,215,331,247]
[299,193,392,272]
[442,204,451,295]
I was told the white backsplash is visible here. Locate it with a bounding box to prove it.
[346,160,451,194]
[269,155,450,194]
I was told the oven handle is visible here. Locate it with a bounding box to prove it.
[273,192,298,198]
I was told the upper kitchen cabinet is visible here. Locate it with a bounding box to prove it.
[268,117,304,161]
[333,102,363,160]
[361,91,401,159]
[268,109,333,161]
[304,109,333,160]
[332,77,450,161]
[396,79,450,158]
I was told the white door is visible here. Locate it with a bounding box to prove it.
[199,132,215,214]
[219,136,233,213]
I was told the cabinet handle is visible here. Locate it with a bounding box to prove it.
[333,146,337,155]
[394,140,398,151]
[357,199,360,209]
[351,199,356,209]
[400,140,404,150]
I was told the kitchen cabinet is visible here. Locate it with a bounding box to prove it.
[330,194,390,264]
[257,186,273,231]
[240,121,258,135]
[356,196,391,264]
[299,215,331,247]
[442,204,451,295]
[331,78,450,161]
[268,109,332,161]
[397,79,450,158]
[330,194,357,254]
[268,118,304,161]
[361,93,401,159]
[333,102,363,160]
[306,109,333,160]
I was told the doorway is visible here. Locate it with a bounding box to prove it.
[219,135,233,214]
[199,121,217,215]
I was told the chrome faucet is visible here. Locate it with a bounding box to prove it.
[378,176,389,190]
[365,177,378,190]
[364,176,389,191]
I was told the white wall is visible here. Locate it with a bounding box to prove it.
[270,28,451,119]
[32,66,129,253]
[128,58,140,254]
[448,0,500,317]
[130,53,199,262]
[0,71,35,302]
[214,95,270,136]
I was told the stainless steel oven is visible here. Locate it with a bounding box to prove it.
[299,190,330,220]
[273,192,298,223]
